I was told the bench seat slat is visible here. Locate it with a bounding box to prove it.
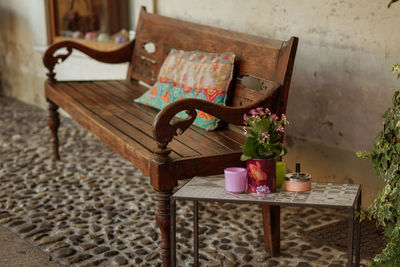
[92,81,232,155]
[74,82,200,158]
[187,125,244,151]
[96,80,243,154]
[45,82,156,175]
[55,83,177,156]
[46,80,246,170]
[217,126,247,145]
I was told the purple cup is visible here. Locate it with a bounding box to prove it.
[224,167,247,193]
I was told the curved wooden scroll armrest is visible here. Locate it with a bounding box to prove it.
[43,40,135,81]
[152,83,282,146]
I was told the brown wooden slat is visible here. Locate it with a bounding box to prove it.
[59,83,184,160]
[232,95,253,107]
[56,83,167,154]
[107,80,232,155]
[233,83,265,102]
[45,82,154,175]
[112,80,242,153]
[217,126,247,145]
[230,79,282,107]
[130,11,282,84]
[79,82,200,158]
[188,127,243,151]
[175,152,245,179]
[113,81,244,151]
[100,80,234,155]
[99,80,244,152]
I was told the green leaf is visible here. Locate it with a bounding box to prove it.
[356,151,368,158]
[240,154,252,161]
[247,129,257,138]
[359,65,400,266]
[279,146,287,157]
[241,136,260,159]
[253,119,270,134]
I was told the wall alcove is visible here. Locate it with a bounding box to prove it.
[46,0,133,51]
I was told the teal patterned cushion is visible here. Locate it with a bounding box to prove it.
[134,49,235,130]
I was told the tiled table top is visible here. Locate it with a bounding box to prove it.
[173,176,361,208]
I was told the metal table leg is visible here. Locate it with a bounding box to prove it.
[194,200,199,267]
[348,205,355,267]
[355,188,362,266]
[171,198,176,267]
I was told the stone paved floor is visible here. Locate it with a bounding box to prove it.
[0,96,372,266]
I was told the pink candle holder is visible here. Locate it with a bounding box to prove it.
[224,167,247,193]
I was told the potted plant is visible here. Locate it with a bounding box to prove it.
[241,107,289,194]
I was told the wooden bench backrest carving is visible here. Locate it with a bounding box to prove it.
[128,8,298,115]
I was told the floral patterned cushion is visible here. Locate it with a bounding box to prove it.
[134,49,235,130]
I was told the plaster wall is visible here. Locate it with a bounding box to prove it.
[155,0,399,153]
[0,0,394,205]
[0,0,48,107]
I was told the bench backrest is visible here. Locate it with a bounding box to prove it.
[128,8,298,115]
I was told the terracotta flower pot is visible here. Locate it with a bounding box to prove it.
[247,158,276,194]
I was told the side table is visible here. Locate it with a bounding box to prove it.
[170,176,362,267]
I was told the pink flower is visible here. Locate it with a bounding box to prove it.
[256,107,264,115]
[282,114,289,125]
[243,114,247,121]
[271,114,279,121]
[250,109,257,116]
[265,108,271,115]
[261,132,269,143]
[277,126,284,133]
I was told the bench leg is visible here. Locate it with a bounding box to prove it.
[262,205,280,257]
[47,100,60,160]
[156,189,173,267]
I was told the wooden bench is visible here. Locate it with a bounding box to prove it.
[43,8,298,266]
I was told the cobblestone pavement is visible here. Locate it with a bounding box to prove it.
[0,96,372,266]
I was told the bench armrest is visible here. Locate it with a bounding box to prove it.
[43,40,135,81]
[152,83,282,145]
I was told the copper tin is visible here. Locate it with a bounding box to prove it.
[284,172,311,192]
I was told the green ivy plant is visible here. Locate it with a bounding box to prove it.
[357,65,400,266]
[356,3,400,265]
